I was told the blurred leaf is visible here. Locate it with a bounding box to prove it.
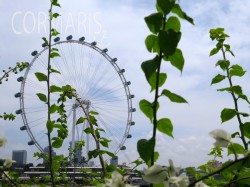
[159,30,181,57]
[228,143,246,156]
[46,120,54,133]
[162,89,188,103]
[145,13,163,34]
[210,47,220,56]
[145,34,160,53]
[229,64,246,77]
[50,85,61,93]
[76,117,85,125]
[157,118,173,138]
[211,74,226,85]
[139,99,154,122]
[36,93,47,102]
[243,122,250,139]
[166,16,181,31]
[221,108,237,123]
[171,4,194,25]
[141,56,160,83]
[167,48,184,72]
[149,72,167,92]
[137,138,155,163]
[35,72,47,81]
[52,137,63,148]
[156,0,175,15]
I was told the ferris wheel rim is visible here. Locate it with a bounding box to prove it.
[18,38,134,158]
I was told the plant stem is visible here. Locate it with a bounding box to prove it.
[46,2,55,187]
[188,154,250,187]
[0,168,19,187]
[150,15,166,167]
[221,47,248,150]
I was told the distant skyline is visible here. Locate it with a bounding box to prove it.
[1,0,250,167]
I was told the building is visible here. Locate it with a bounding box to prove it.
[110,156,118,166]
[69,141,84,166]
[43,146,56,164]
[12,150,27,164]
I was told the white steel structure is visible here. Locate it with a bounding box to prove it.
[15,36,135,164]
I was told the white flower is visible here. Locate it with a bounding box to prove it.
[209,129,231,147]
[195,181,210,187]
[168,159,180,177]
[4,159,16,168]
[103,171,138,187]
[0,136,7,147]
[142,165,168,184]
[168,174,189,187]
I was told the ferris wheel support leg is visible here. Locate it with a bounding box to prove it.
[71,107,76,162]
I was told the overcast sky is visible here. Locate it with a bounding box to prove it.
[1,0,250,168]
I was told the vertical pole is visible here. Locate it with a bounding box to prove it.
[71,106,76,163]
[86,103,90,162]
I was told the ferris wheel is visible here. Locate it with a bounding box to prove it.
[15,35,135,165]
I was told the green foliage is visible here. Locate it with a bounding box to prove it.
[145,13,163,34]
[157,118,173,138]
[35,72,48,81]
[220,108,237,123]
[0,113,15,121]
[137,138,155,163]
[161,89,187,103]
[36,93,47,102]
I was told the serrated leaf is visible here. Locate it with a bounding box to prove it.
[221,108,237,123]
[52,137,63,148]
[158,30,181,57]
[76,117,85,125]
[149,72,167,92]
[211,74,226,85]
[210,47,220,56]
[228,143,246,156]
[144,13,163,34]
[50,52,60,58]
[229,64,246,77]
[145,35,160,53]
[157,118,173,138]
[137,138,155,163]
[156,0,175,15]
[36,93,47,102]
[139,99,154,122]
[50,85,61,93]
[141,56,160,83]
[166,16,181,31]
[243,122,250,139]
[168,48,184,72]
[49,104,58,114]
[171,4,194,25]
[162,89,188,103]
[47,120,54,133]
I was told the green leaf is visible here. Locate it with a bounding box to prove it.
[224,44,235,56]
[210,47,220,56]
[51,68,61,74]
[144,13,163,34]
[137,138,155,163]
[168,48,184,72]
[100,138,111,148]
[76,117,85,125]
[53,13,60,18]
[158,30,181,57]
[243,122,250,139]
[221,108,237,123]
[49,104,58,114]
[149,72,167,92]
[141,56,160,83]
[46,120,54,134]
[145,35,160,53]
[166,16,181,31]
[50,52,60,58]
[218,85,242,96]
[84,127,94,134]
[228,143,246,156]
[156,0,175,15]
[216,60,230,71]
[42,37,48,45]
[239,94,250,104]
[50,85,61,93]
[162,89,188,103]
[52,0,61,7]
[139,99,154,122]
[89,111,99,115]
[229,64,246,77]
[51,28,60,36]
[157,118,173,138]
[36,93,47,102]
[35,72,47,81]
[211,74,226,85]
[52,137,63,148]
[153,183,164,187]
[171,4,194,25]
